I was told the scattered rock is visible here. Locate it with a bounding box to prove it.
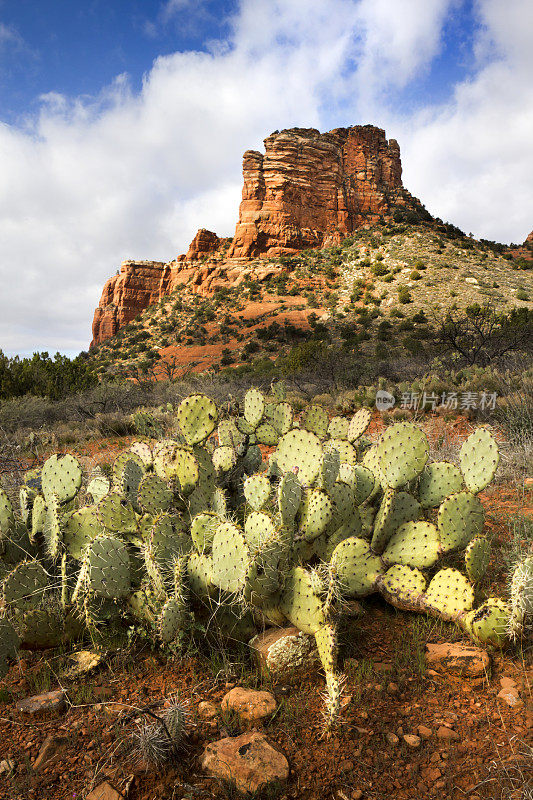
[16,690,66,716]
[352,791,363,800]
[221,687,277,723]
[386,732,399,745]
[198,700,217,720]
[249,627,318,680]
[417,725,433,739]
[33,735,68,772]
[86,782,124,800]
[65,650,103,679]
[403,734,421,749]
[0,760,15,776]
[425,643,490,677]
[200,732,289,794]
[497,687,524,708]
[437,726,460,742]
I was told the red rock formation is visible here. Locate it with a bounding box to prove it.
[186,228,222,261]
[90,124,416,347]
[507,230,533,263]
[228,125,407,258]
[91,260,165,347]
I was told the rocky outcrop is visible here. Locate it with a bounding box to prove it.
[228,125,407,258]
[91,260,165,347]
[507,229,533,263]
[90,124,414,346]
[186,228,224,261]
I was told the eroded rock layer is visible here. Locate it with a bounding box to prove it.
[228,125,405,258]
[91,124,415,347]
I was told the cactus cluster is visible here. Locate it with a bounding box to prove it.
[0,386,530,728]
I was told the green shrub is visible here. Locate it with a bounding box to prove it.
[516,288,529,301]
[398,285,412,304]
[410,270,422,280]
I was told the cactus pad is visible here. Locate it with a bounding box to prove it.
[244,511,276,550]
[272,402,294,435]
[212,446,237,473]
[371,490,421,554]
[210,522,250,594]
[0,488,15,540]
[86,475,110,505]
[42,454,82,504]
[418,462,464,508]
[331,537,384,597]
[154,445,199,496]
[276,429,322,486]
[383,521,440,569]
[218,419,246,449]
[176,394,218,445]
[280,566,328,634]
[463,598,511,647]
[244,388,265,429]
[64,507,103,559]
[377,422,429,489]
[459,428,499,493]
[465,537,491,583]
[300,490,333,541]
[347,407,372,443]
[97,492,138,534]
[138,474,173,516]
[301,404,329,438]
[324,438,357,466]
[190,512,218,553]
[159,597,188,643]
[424,568,474,618]
[243,474,271,511]
[328,416,349,440]
[86,534,131,599]
[437,491,484,552]
[351,464,376,506]
[130,441,153,467]
[380,564,427,605]
[2,561,48,607]
[278,472,302,526]
[255,422,280,446]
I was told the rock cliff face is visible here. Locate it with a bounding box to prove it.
[228,125,405,258]
[91,124,414,347]
[91,260,165,346]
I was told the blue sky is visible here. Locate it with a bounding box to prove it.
[0,0,532,356]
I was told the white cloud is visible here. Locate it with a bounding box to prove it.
[0,0,531,355]
[391,0,533,243]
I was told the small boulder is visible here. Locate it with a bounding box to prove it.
[198,700,217,720]
[221,687,277,723]
[33,735,68,772]
[16,690,66,716]
[403,734,421,749]
[425,643,489,678]
[86,782,123,800]
[417,725,433,739]
[249,626,318,680]
[437,726,460,742]
[200,732,289,794]
[497,687,524,708]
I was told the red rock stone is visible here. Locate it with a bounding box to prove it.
[200,732,289,793]
[221,687,277,723]
[425,643,490,677]
[249,626,318,680]
[16,690,66,716]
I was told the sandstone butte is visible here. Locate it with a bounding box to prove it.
[90,124,533,347]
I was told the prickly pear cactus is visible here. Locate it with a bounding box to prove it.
[0,388,524,731]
